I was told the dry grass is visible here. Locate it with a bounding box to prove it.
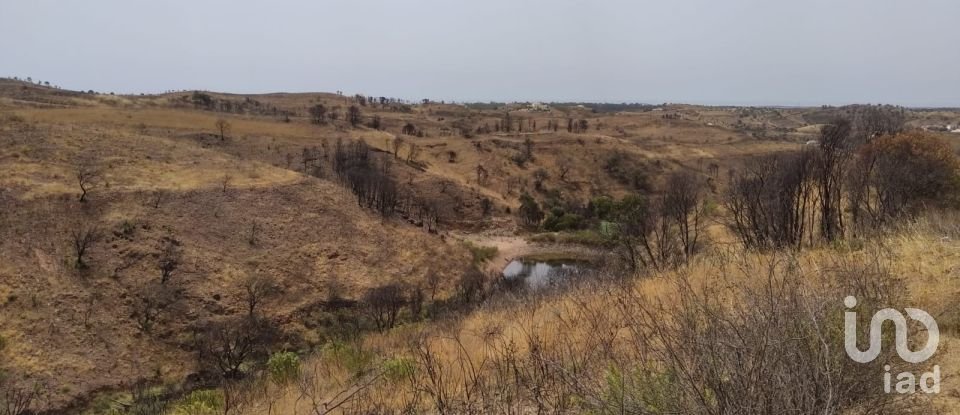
[3,79,959,413]
[226,219,960,414]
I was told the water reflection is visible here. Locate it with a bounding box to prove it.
[502,259,585,289]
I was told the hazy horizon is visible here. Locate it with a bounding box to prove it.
[2,0,959,107]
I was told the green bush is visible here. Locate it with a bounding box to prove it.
[529,229,612,247]
[172,389,223,415]
[601,365,678,414]
[464,242,498,265]
[541,212,584,232]
[267,351,301,385]
[589,196,615,220]
[323,341,374,377]
[382,356,416,383]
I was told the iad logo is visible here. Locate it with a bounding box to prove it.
[843,296,940,393]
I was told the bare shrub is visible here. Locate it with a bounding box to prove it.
[70,223,100,269]
[220,174,233,194]
[609,254,918,415]
[725,150,817,250]
[850,104,906,143]
[75,162,100,203]
[557,158,572,181]
[611,195,682,270]
[457,268,487,304]
[130,282,177,334]
[309,104,327,125]
[347,105,362,127]
[149,188,166,209]
[361,284,406,332]
[241,274,277,317]
[0,377,45,415]
[156,236,182,285]
[662,171,707,261]
[195,316,278,380]
[215,118,231,141]
[816,118,855,241]
[532,168,549,190]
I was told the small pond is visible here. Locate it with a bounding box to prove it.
[501,259,589,289]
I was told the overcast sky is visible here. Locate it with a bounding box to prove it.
[1,0,958,106]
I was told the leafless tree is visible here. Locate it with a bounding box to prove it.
[475,165,488,186]
[156,236,182,285]
[369,115,382,130]
[149,188,166,209]
[816,118,853,241]
[220,174,233,193]
[406,142,420,163]
[301,146,322,175]
[532,168,549,190]
[70,224,100,269]
[425,271,442,301]
[662,171,706,261]
[392,136,405,159]
[850,104,906,143]
[75,162,100,202]
[611,195,679,270]
[1,378,45,415]
[241,274,276,317]
[347,105,362,127]
[131,282,176,334]
[215,118,231,141]
[309,104,327,125]
[724,151,816,250]
[362,283,406,332]
[195,315,278,379]
[557,158,572,181]
[408,285,425,320]
[457,268,487,304]
[247,221,260,246]
[522,137,534,161]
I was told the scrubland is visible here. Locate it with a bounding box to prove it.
[1,79,960,414]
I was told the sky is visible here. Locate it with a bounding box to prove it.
[1,0,958,107]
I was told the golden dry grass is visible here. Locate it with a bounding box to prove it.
[235,218,960,414]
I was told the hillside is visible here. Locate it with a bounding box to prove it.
[235,216,960,414]
[0,81,473,411]
[2,78,960,413]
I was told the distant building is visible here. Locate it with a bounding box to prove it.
[527,102,550,112]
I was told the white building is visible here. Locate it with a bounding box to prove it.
[528,102,550,112]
